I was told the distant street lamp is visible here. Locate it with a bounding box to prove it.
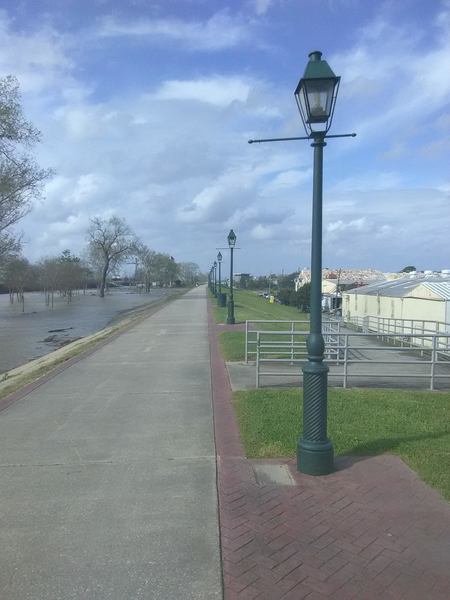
[213,260,217,296]
[294,51,340,476]
[217,251,223,305]
[227,229,236,324]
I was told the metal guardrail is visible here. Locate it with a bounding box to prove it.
[346,316,450,353]
[245,319,341,363]
[255,330,450,391]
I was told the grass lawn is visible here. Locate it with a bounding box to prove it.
[233,387,450,500]
[212,288,309,361]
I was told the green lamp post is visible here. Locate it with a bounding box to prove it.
[226,229,236,324]
[217,251,223,306]
[294,51,340,476]
[213,260,218,296]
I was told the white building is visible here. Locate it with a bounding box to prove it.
[342,274,450,331]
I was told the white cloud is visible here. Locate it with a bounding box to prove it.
[250,0,274,16]
[327,217,368,234]
[0,12,79,97]
[251,223,274,239]
[97,11,251,51]
[152,77,251,107]
[332,6,450,140]
[2,3,449,274]
[331,171,403,192]
[262,169,312,192]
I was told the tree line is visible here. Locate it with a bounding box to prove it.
[0,75,201,301]
[1,216,201,302]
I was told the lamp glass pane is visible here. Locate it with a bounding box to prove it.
[304,79,335,123]
[228,231,236,247]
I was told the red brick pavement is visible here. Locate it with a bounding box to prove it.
[208,302,450,600]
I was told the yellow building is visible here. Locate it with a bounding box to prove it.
[342,276,450,331]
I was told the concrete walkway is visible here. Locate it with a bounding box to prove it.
[0,286,222,599]
[2,287,450,600]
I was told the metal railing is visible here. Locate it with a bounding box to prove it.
[245,318,341,363]
[255,330,450,391]
[345,315,450,353]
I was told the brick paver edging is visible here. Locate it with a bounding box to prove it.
[207,298,450,600]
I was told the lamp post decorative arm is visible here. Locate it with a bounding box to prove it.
[248,133,356,144]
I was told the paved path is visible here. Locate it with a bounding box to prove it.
[2,288,450,600]
[0,286,222,599]
[208,304,450,599]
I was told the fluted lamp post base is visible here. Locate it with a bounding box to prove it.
[298,358,334,476]
[226,299,235,324]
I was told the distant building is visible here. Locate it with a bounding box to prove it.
[342,273,450,329]
[294,268,387,292]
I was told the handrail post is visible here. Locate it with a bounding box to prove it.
[291,321,295,363]
[256,332,260,388]
[336,332,340,366]
[343,334,349,388]
[430,335,437,391]
[245,320,248,364]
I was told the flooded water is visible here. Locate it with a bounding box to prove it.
[0,287,176,373]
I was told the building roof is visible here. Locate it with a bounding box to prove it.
[421,281,450,300]
[344,276,450,300]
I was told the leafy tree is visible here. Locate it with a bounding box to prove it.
[248,275,270,290]
[152,253,178,287]
[87,216,136,297]
[401,265,416,273]
[296,282,311,312]
[178,261,200,286]
[238,274,251,289]
[0,76,52,260]
[277,272,297,290]
[278,283,311,312]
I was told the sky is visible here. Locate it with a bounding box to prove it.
[1,0,450,275]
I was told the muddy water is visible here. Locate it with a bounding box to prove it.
[0,288,176,373]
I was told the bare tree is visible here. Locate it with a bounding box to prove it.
[36,256,60,307]
[134,243,157,292]
[0,76,52,261]
[87,216,135,297]
[55,249,85,302]
[2,255,31,311]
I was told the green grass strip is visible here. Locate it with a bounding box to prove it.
[233,387,450,500]
[211,289,309,361]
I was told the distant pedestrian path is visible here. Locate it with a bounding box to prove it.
[0,286,222,599]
